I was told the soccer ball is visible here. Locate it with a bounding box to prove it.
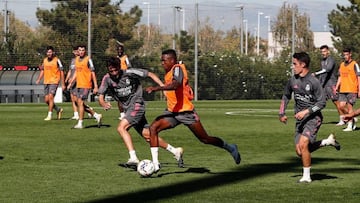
[137,159,155,177]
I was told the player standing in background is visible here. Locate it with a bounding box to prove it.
[116,42,132,120]
[335,48,360,131]
[65,46,80,120]
[146,49,241,173]
[36,46,65,121]
[65,46,96,120]
[67,45,102,129]
[98,57,184,168]
[313,45,342,125]
[279,52,341,183]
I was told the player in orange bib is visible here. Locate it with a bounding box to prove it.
[36,46,65,121]
[146,49,241,173]
[116,43,132,120]
[335,48,360,131]
[67,45,102,129]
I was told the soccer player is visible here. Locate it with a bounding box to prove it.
[116,42,132,120]
[67,45,102,129]
[146,49,241,173]
[36,46,65,121]
[65,46,97,120]
[313,45,342,125]
[335,48,360,131]
[65,46,80,120]
[98,57,184,167]
[279,52,341,183]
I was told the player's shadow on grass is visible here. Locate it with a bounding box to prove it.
[85,124,111,128]
[88,157,360,203]
[156,167,216,177]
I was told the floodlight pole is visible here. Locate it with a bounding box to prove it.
[88,0,92,57]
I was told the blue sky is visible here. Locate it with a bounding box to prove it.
[0,0,350,37]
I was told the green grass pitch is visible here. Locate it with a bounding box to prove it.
[0,100,360,202]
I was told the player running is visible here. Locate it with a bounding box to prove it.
[146,49,241,173]
[279,52,341,183]
[98,57,184,168]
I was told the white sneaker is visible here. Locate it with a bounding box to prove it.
[153,162,161,173]
[343,121,354,132]
[44,116,51,121]
[126,158,139,166]
[336,120,345,126]
[343,126,353,132]
[71,116,79,120]
[72,124,83,129]
[326,134,341,150]
[298,177,312,183]
[354,117,358,123]
[353,123,357,130]
[95,114,102,124]
[174,147,184,167]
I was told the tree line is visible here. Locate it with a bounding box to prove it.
[0,0,354,100]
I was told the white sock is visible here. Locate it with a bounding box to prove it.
[74,112,79,117]
[347,121,353,128]
[303,166,311,179]
[340,115,343,122]
[129,150,137,161]
[78,120,83,125]
[166,144,176,155]
[47,112,52,117]
[151,147,159,164]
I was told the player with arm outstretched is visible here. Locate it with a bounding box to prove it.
[98,57,184,168]
[146,49,241,173]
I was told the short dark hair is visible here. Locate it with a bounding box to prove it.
[320,45,329,50]
[343,48,351,53]
[293,52,310,68]
[107,57,120,69]
[46,46,54,51]
[78,45,86,49]
[162,49,177,59]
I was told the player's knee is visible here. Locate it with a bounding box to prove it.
[142,132,151,141]
[149,125,160,135]
[295,144,303,156]
[117,126,126,135]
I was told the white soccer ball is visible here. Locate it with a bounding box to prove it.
[137,159,155,177]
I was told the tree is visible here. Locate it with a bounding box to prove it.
[0,12,42,67]
[36,0,142,77]
[328,0,360,58]
[272,2,314,56]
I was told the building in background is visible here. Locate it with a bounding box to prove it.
[267,31,340,59]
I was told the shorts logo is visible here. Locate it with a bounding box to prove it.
[126,79,130,85]
[305,84,310,91]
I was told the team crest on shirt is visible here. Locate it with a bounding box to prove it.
[305,84,310,91]
[126,79,130,85]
